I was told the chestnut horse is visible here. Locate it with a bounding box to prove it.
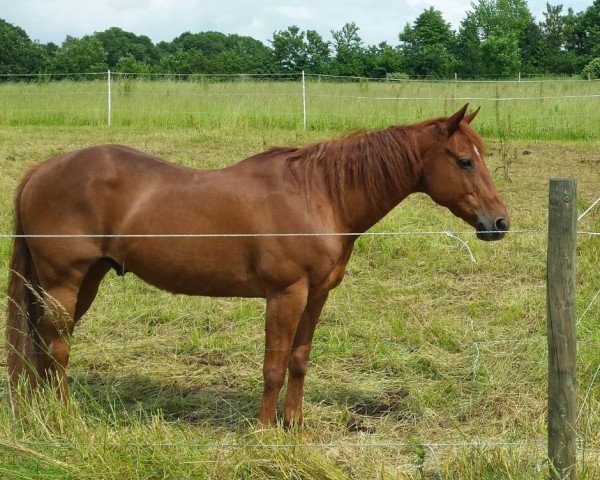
[7,105,508,426]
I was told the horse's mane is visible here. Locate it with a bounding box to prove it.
[282,124,423,214]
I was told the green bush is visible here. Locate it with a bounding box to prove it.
[581,57,600,79]
[115,55,151,74]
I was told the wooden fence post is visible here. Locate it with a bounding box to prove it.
[547,178,577,480]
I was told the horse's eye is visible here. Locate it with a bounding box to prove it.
[458,158,474,171]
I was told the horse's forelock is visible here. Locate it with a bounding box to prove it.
[458,122,486,157]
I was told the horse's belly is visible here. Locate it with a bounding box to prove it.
[113,238,266,298]
[136,268,264,298]
[127,260,265,298]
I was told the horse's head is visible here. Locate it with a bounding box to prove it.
[418,104,509,241]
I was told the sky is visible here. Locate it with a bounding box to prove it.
[0,0,594,46]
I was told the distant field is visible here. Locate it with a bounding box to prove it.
[0,101,598,477]
[0,76,599,139]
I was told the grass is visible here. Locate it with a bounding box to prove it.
[0,81,598,478]
[0,76,600,139]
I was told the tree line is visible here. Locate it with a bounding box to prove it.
[1,0,600,79]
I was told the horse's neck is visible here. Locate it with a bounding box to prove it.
[340,182,416,233]
[338,136,424,233]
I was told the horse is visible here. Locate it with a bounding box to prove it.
[6,104,508,427]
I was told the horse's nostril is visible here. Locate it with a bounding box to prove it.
[495,218,508,231]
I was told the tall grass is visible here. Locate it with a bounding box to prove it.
[0,76,599,139]
[0,116,598,477]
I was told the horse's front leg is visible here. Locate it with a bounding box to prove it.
[283,293,329,429]
[257,280,309,427]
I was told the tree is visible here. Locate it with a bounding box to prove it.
[541,3,564,53]
[305,30,331,73]
[211,35,276,73]
[539,3,565,73]
[158,31,274,74]
[481,34,522,77]
[399,7,456,78]
[534,3,580,74]
[50,36,108,74]
[578,0,600,62]
[155,48,205,74]
[270,26,330,73]
[167,31,229,56]
[455,12,483,78]
[465,0,534,76]
[520,21,545,74]
[0,19,48,74]
[331,22,366,76]
[93,27,158,68]
[363,42,404,78]
[561,7,586,70]
[43,42,59,58]
[472,0,533,39]
[271,26,309,72]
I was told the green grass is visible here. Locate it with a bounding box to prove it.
[0,91,598,478]
[0,76,600,139]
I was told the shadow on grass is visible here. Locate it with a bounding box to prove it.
[67,370,416,433]
[69,371,260,431]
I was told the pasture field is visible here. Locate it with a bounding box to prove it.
[0,83,598,478]
[0,76,599,139]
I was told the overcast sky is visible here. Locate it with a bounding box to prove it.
[0,0,594,46]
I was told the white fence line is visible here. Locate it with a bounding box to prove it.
[0,228,546,238]
[579,196,600,221]
[1,229,598,239]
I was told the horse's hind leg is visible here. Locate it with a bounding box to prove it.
[31,253,108,401]
[34,279,81,402]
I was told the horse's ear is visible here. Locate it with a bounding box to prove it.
[444,103,469,137]
[464,106,481,124]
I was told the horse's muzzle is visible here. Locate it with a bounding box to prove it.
[476,216,509,241]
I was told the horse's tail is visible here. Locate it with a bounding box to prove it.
[6,166,44,391]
